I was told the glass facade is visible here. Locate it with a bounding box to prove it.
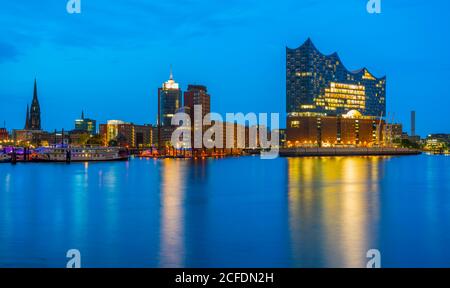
[286,39,386,117]
[75,118,97,135]
[158,73,182,127]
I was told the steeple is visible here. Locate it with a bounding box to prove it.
[33,78,38,101]
[25,105,30,130]
[29,78,41,130]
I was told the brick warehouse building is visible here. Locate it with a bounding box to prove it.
[286,111,385,147]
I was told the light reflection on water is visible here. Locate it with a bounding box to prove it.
[159,159,186,267]
[0,155,449,267]
[287,157,381,267]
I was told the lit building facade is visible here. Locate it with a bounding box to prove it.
[286,39,386,117]
[424,134,450,152]
[158,70,182,127]
[157,69,182,149]
[74,111,97,135]
[99,120,153,148]
[286,111,385,147]
[383,123,403,146]
[286,39,387,147]
[0,128,9,141]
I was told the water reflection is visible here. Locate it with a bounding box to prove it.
[287,157,382,267]
[159,159,187,267]
[1,156,448,267]
[70,163,90,246]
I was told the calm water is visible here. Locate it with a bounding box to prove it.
[0,155,449,268]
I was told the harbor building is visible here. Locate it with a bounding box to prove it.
[99,120,153,148]
[286,38,386,117]
[0,128,9,142]
[286,39,387,147]
[286,110,385,147]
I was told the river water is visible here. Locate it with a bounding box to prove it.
[0,155,449,267]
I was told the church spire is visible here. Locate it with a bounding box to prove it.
[29,78,41,130]
[33,78,38,100]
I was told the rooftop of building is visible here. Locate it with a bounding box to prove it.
[287,38,386,80]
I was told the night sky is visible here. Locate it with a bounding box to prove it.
[1,0,449,136]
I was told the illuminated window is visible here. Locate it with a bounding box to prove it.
[363,70,376,80]
[290,121,300,128]
[315,82,366,111]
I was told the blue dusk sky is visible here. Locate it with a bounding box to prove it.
[0,0,449,136]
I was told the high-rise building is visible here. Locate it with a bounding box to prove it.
[286,38,386,117]
[183,85,211,149]
[157,68,182,148]
[158,69,182,127]
[184,85,211,121]
[75,110,97,135]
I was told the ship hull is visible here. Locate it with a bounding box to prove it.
[33,147,129,163]
[0,155,11,163]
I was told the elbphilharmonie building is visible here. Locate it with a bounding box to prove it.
[286,38,386,118]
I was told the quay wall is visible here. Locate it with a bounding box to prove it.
[279,147,422,157]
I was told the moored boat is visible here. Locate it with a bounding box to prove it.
[0,153,11,163]
[34,147,129,162]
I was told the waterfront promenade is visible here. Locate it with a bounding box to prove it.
[279,147,421,157]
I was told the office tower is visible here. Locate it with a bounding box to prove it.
[157,68,182,148]
[183,85,211,149]
[158,69,182,127]
[184,85,211,121]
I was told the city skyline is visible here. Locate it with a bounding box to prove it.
[1,1,450,136]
